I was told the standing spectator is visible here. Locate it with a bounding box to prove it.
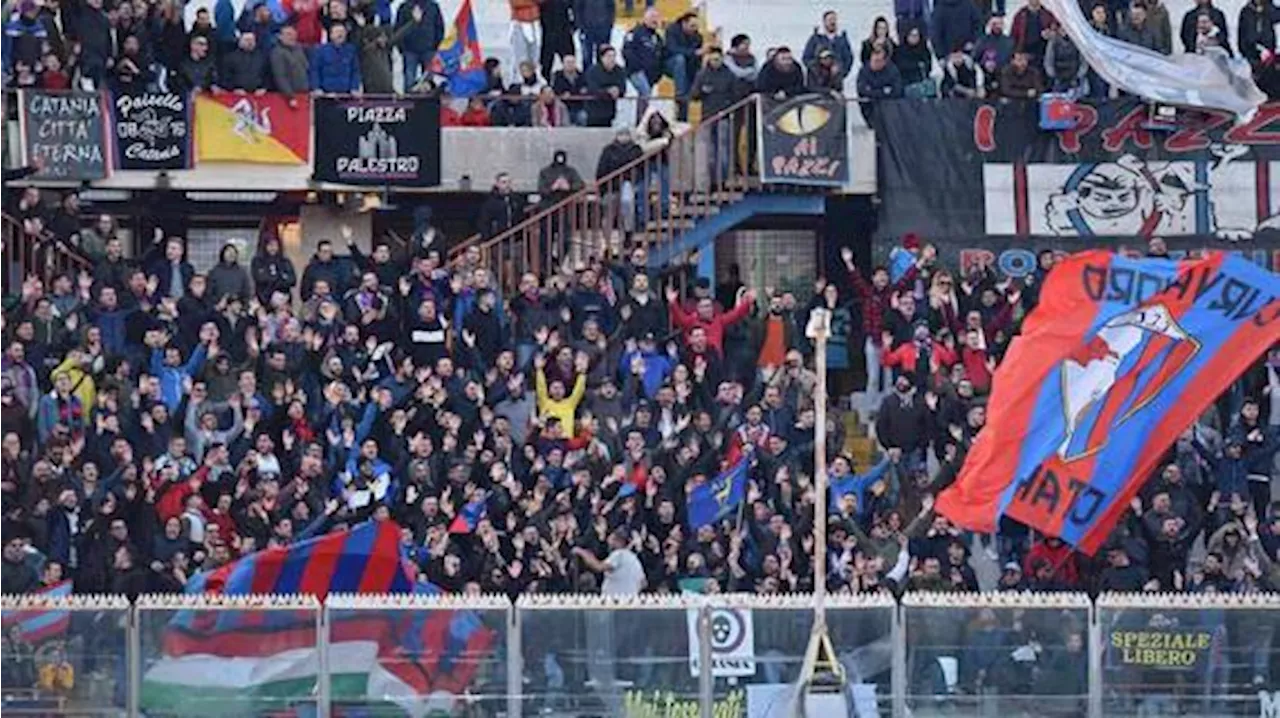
[353,7,404,94]
[271,25,311,100]
[857,47,904,124]
[509,0,542,82]
[894,25,935,97]
[623,9,664,122]
[1239,0,1278,69]
[1145,0,1175,54]
[3,0,47,76]
[551,54,588,125]
[802,10,855,83]
[251,236,297,305]
[574,0,615,72]
[207,244,252,304]
[291,0,325,47]
[726,33,760,95]
[860,17,898,64]
[146,238,194,300]
[174,36,219,94]
[301,240,355,300]
[973,14,1012,70]
[1180,0,1230,54]
[1119,2,1162,52]
[665,284,754,358]
[585,46,627,127]
[477,173,526,239]
[70,0,113,88]
[221,32,268,93]
[756,46,806,98]
[539,0,574,83]
[692,46,737,116]
[1011,0,1056,67]
[998,49,1044,98]
[1044,27,1087,96]
[395,0,444,90]
[896,0,930,40]
[309,24,361,93]
[664,12,703,121]
[931,0,981,60]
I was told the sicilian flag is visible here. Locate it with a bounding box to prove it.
[141,520,495,716]
[937,251,1280,554]
[429,0,487,96]
[448,498,488,534]
[1,580,72,642]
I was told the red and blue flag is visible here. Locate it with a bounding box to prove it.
[429,0,487,96]
[1,580,72,643]
[937,250,1280,554]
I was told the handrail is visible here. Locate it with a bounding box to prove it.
[2,210,92,284]
[449,93,762,264]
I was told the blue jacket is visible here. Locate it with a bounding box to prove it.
[151,345,207,412]
[214,0,238,44]
[930,0,981,59]
[3,15,47,71]
[91,307,130,356]
[309,41,361,92]
[395,0,445,55]
[619,349,674,398]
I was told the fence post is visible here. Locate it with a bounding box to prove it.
[698,603,713,718]
[317,599,330,718]
[891,602,906,718]
[507,603,522,718]
[128,602,140,718]
[1088,601,1103,718]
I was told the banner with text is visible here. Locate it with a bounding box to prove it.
[110,91,192,171]
[194,92,310,165]
[20,90,109,180]
[759,92,848,187]
[313,96,441,186]
[872,99,1280,270]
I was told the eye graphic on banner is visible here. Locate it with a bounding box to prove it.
[759,93,848,187]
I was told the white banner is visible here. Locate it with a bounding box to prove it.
[1044,0,1265,117]
[687,607,757,677]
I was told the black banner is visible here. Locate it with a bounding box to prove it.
[21,90,109,180]
[759,92,849,187]
[110,91,192,171]
[872,99,1280,272]
[313,96,441,186]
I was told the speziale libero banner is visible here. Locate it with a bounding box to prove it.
[313,96,441,187]
[871,99,1280,273]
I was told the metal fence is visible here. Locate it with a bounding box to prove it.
[2,591,1277,717]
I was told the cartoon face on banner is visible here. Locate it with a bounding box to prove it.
[1057,305,1200,461]
[986,144,1280,241]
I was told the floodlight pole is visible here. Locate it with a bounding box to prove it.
[792,307,845,715]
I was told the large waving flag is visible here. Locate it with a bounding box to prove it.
[1,580,72,642]
[937,251,1279,554]
[1043,0,1264,117]
[688,447,751,529]
[428,0,487,96]
[141,520,495,716]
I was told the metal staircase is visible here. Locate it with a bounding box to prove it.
[447,95,806,290]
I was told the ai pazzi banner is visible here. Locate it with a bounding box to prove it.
[109,91,192,170]
[313,96,441,186]
[20,90,109,180]
[759,92,849,187]
[872,99,1280,272]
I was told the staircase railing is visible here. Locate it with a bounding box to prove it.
[448,94,763,291]
[2,212,92,290]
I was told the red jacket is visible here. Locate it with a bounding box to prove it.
[1024,539,1080,587]
[669,298,752,356]
[882,339,957,386]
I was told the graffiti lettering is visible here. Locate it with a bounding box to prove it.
[1100,107,1154,153]
[1056,104,1099,154]
[974,104,997,152]
[1223,104,1280,146]
[1164,111,1233,153]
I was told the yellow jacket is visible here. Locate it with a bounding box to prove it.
[535,369,586,437]
[51,355,95,418]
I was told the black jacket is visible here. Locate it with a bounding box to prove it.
[476,191,526,239]
[1180,4,1230,54]
[1238,1,1277,63]
[756,60,806,97]
[220,48,268,91]
[584,63,628,126]
[691,63,737,116]
[595,139,644,187]
[251,254,298,303]
[623,24,664,83]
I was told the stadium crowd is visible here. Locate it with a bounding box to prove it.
[0,207,1277,604]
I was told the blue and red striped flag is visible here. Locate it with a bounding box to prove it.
[938,251,1279,554]
[1,580,72,643]
[143,520,496,714]
[448,498,488,534]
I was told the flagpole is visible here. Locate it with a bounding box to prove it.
[793,307,846,714]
